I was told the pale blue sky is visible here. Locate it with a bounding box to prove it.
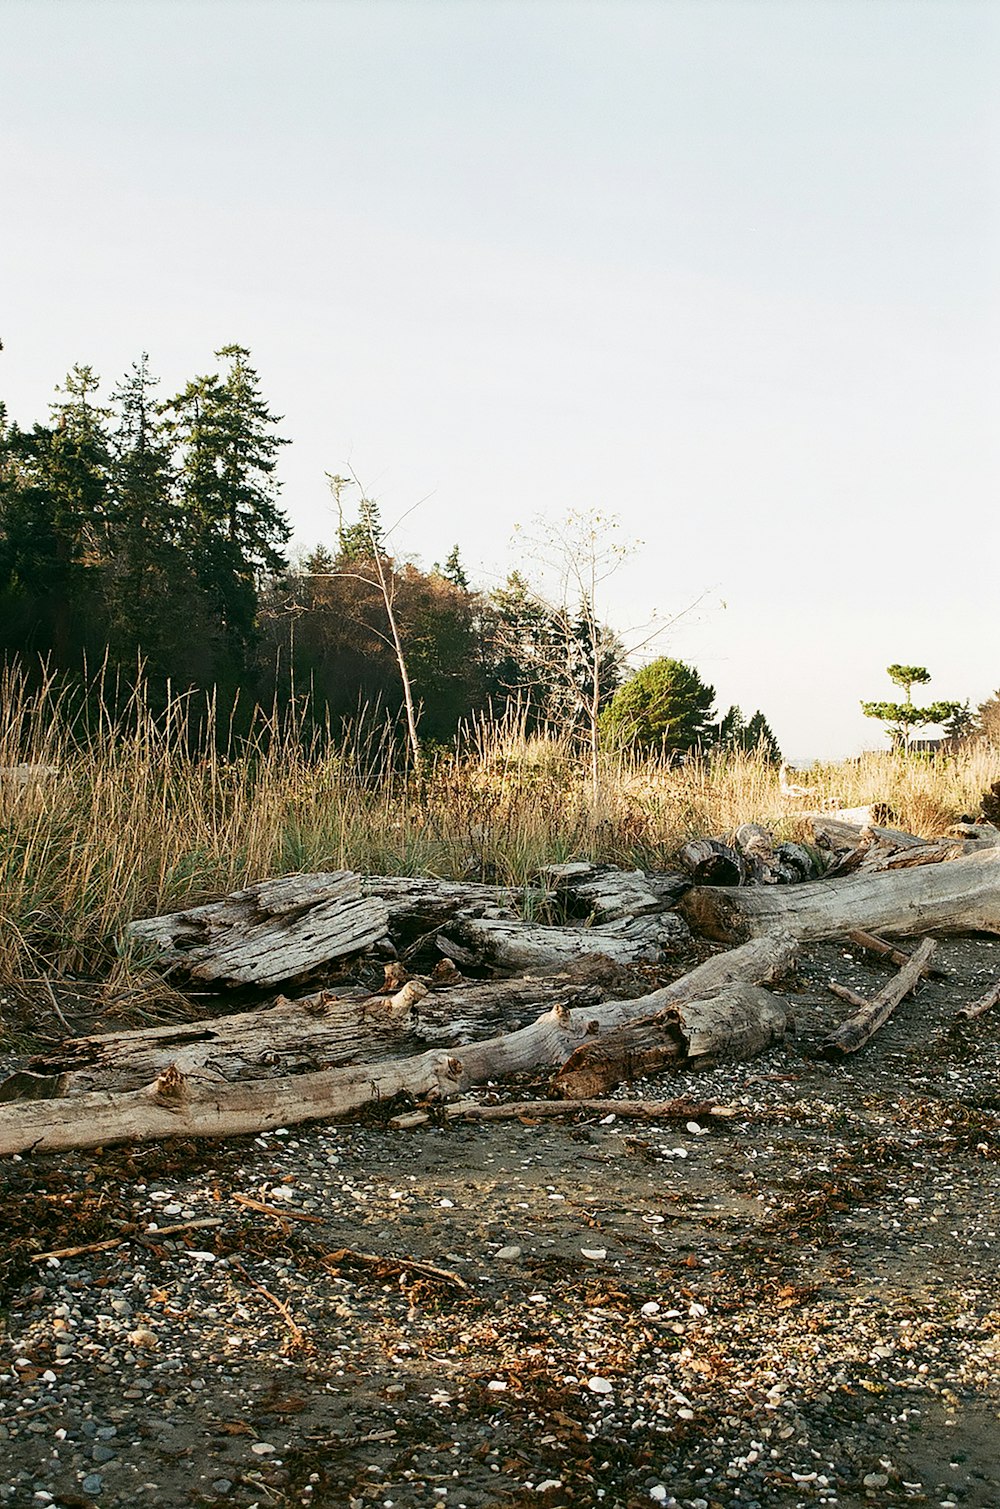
[3,0,998,756]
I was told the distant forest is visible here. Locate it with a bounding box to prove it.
[0,345,775,755]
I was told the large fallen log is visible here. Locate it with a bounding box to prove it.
[550,982,788,1098]
[679,847,1000,943]
[126,870,689,986]
[822,937,936,1057]
[0,931,798,1154]
[0,976,604,1099]
[436,911,691,970]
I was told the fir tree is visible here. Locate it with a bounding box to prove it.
[163,345,290,660]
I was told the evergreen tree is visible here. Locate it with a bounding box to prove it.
[718,705,746,748]
[600,657,716,756]
[441,544,469,590]
[0,366,112,659]
[163,345,290,662]
[105,354,187,664]
[744,709,782,764]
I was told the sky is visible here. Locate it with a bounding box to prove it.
[3,0,998,758]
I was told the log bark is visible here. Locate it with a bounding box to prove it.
[679,847,1000,944]
[822,937,936,1057]
[2,977,603,1099]
[0,931,798,1154]
[550,982,788,1098]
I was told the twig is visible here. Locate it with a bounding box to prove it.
[956,980,1000,1021]
[230,1260,306,1346]
[31,1215,223,1263]
[323,1246,473,1295]
[31,1236,124,1263]
[41,975,73,1033]
[826,981,871,1012]
[232,1193,325,1224]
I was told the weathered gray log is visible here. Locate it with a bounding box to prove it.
[808,816,924,853]
[126,873,390,987]
[0,931,798,1154]
[680,847,1000,944]
[436,909,691,971]
[822,937,936,1057]
[550,982,788,1098]
[678,839,748,886]
[540,863,689,921]
[3,977,603,1098]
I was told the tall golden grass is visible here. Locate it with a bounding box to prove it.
[0,662,997,982]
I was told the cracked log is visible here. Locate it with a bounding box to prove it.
[0,931,797,1154]
[539,862,689,920]
[679,847,1000,944]
[436,910,691,970]
[550,983,788,1099]
[125,872,390,987]
[1,977,604,1099]
[128,868,693,986]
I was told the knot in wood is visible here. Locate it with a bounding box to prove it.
[150,1063,188,1106]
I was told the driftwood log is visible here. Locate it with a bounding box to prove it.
[679,847,1000,943]
[550,982,788,1098]
[822,937,936,1057]
[126,869,693,987]
[126,873,391,987]
[0,931,798,1154]
[0,976,605,1100]
[436,910,690,971]
[540,862,689,920]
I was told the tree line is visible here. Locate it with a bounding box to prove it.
[0,345,780,757]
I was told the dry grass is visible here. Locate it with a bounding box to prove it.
[1,663,998,984]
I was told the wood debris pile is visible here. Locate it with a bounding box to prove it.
[1,808,998,1156]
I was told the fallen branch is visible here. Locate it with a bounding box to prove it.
[826,981,870,1012]
[230,1260,307,1347]
[323,1247,472,1295]
[822,937,937,1057]
[846,930,948,979]
[956,980,1000,1021]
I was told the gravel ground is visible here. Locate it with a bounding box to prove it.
[1,935,999,1509]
